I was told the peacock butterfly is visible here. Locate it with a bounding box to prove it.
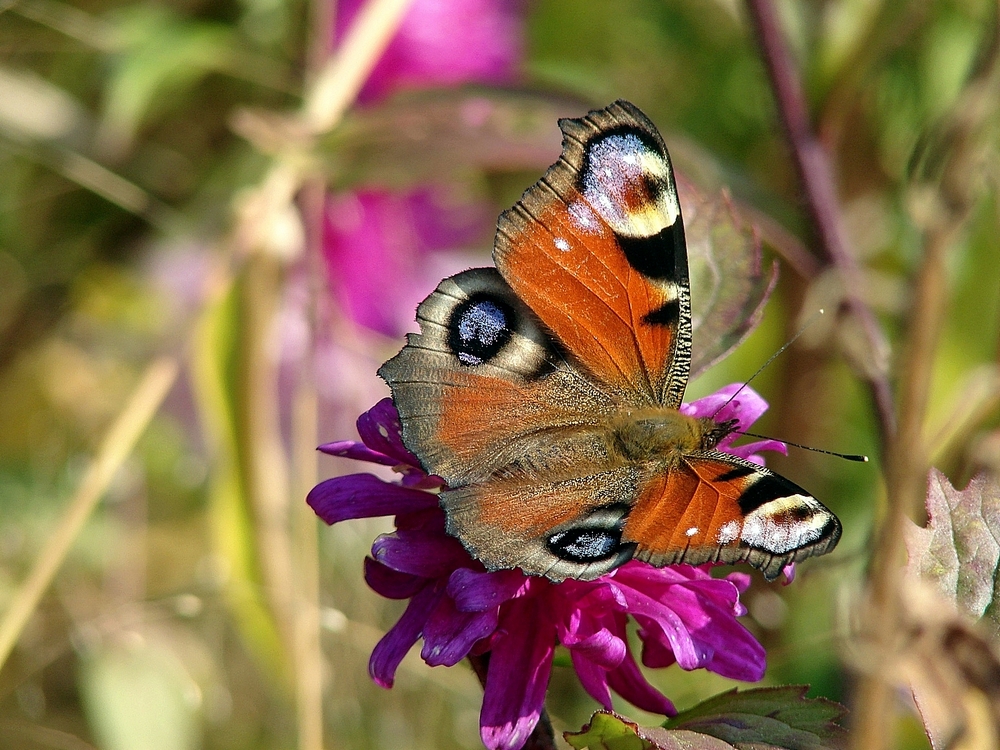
[378,100,840,582]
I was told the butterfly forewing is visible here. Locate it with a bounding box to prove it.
[378,268,619,486]
[494,100,692,408]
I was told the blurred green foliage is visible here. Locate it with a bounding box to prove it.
[1,0,999,749]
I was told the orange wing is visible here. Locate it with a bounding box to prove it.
[625,453,841,580]
[493,100,692,408]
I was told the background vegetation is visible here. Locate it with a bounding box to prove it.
[1,0,998,748]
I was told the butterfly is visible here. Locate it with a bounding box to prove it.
[378,100,841,582]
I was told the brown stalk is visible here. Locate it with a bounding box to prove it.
[286,0,335,747]
[746,1,1000,748]
[0,358,178,670]
[744,0,896,445]
[852,7,1000,746]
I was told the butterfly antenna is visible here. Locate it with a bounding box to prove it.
[737,430,868,462]
[709,308,826,422]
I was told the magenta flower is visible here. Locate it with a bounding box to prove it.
[309,386,778,750]
[325,0,523,336]
[680,383,788,465]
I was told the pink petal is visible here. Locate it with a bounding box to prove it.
[614,561,708,588]
[683,595,766,681]
[726,439,788,465]
[447,568,527,612]
[371,529,471,577]
[682,383,768,428]
[394,506,447,532]
[631,580,766,682]
[307,474,438,524]
[369,583,442,688]
[567,580,630,611]
[606,647,676,716]
[637,629,677,669]
[422,595,499,666]
[318,440,396,466]
[561,627,626,670]
[782,564,797,584]
[324,191,493,337]
[364,557,425,599]
[570,650,613,709]
[480,598,556,750]
[335,0,521,103]
[726,571,753,593]
[618,588,707,670]
[356,398,422,468]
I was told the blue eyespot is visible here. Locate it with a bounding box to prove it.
[448,296,513,366]
[548,528,622,562]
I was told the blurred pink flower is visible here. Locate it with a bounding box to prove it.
[309,387,779,750]
[324,189,492,335]
[325,0,523,336]
[335,0,521,103]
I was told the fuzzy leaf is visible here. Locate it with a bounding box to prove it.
[662,686,847,749]
[905,469,1000,639]
[565,710,737,750]
[680,184,777,378]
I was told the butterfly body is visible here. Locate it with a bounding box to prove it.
[379,101,841,582]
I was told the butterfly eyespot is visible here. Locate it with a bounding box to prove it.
[740,495,835,554]
[447,295,515,366]
[547,527,623,563]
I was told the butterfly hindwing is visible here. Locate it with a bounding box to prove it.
[625,453,841,580]
[440,466,641,582]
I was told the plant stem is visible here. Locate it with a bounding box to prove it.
[303,0,413,133]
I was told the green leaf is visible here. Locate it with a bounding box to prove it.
[565,710,737,750]
[663,686,847,750]
[98,5,234,155]
[683,186,776,378]
[904,469,1000,639]
[566,688,846,750]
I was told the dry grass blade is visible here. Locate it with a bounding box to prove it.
[0,357,178,670]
